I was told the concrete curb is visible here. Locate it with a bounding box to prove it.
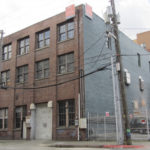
[44,144,145,149]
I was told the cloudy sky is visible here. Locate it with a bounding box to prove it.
[0,0,150,39]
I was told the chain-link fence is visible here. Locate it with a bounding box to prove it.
[87,112,117,141]
[87,107,150,142]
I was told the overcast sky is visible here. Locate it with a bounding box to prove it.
[0,0,150,39]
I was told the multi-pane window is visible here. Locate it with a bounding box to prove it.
[1,70,10,85]
[37,29,50,49]
[58,101,66,126]
[16,65,28,83]
[68,100,75,126]
[58,53,74,74]
[58,20,74,42]
[18,37,29,55]
[58,100,75,127]
[0,108,8,129]
[2,44,12,60]
[35,59,49,79]
[15,106,26,129]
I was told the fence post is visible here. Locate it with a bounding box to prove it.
[145,106,150,140]
[88,112,90,140]
[104,116,107,141]
[97,113,98,138]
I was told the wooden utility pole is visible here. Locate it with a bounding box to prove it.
[0,30,4,83]
[110,0,132,145]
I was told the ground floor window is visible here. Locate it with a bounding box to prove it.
[58,99,75,127]
[15,106,27,129]
[0,108,8,129]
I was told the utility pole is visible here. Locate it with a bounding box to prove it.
[0,30,4,53]
[0,30,4,84]
[110,0,132,145]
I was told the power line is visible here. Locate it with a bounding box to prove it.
[120,27,150,30]
[88,39,107,70]
[1,31,106,77]
[120,53,150,56]
[1,62,112,90]
[1,52,150,90]
[0,53,112,89]
[2,52,150,91]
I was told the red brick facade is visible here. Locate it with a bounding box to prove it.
[0,5,85,140]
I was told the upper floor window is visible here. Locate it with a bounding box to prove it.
[2,44,12,60]
[137,53,141,67]
[58,20,74,42]
[140,43,146,49]
[0,108,8,129]
[35,59,49,79]
[148,61,150,72]
[37,29,50,49]
[18,37,29,55]
[15,106,26,129]
[58,53,74,74]
[16,65,28,83]
[1,70,10,86]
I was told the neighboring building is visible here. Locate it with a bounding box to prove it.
[0,4,150,141]
[134,31,150,51]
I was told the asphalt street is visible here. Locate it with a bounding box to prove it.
[0,140,150,150]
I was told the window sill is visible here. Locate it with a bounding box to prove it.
[35,46,50,51]
[57,38,74,44]
[17,52,29,57]
[2,58,11,62]
[0,129,8,132]
[13,128,21,131]
[35,77,49,81]
[56,126,76,130]
[57,71,74,76]
[16,82,27,85]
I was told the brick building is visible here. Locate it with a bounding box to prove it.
[1,4,150,141]
[134,31,150,52]
[0,4,86,140]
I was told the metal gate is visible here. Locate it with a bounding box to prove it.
[87,110,150,142]
[87,112,117,141]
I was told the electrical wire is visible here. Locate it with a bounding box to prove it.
[120,54,150,57]
[2,52,150,90]
[0,54,112,90]
[0,31,107,87]
[2,31,106,78]
[88,39,107,70]
[120,27,150,30]
[1,62,112,90]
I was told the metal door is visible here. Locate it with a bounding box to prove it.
[35,103,52,139]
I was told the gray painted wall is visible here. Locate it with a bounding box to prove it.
[119,32,150,115]
[83,12,115,115]
[83,9,150,117]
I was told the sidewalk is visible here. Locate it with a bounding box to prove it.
[0,140,149,149]
[40,140,147,149]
